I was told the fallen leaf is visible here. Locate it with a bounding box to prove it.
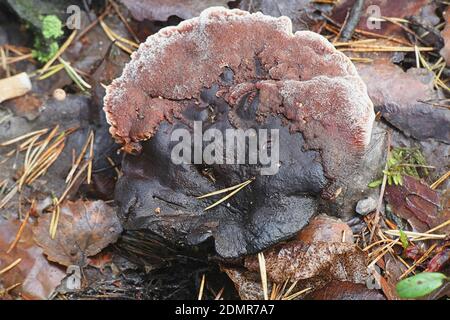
[426,247,450,272]
[223,268,266,300]
[384,176,442,233]
[296,215,354,243]
[357,61,450,143]
[304,280,385,300]
[332,0,428,37]
[33,200,122,267]
[441,10,450,66]
[396,272,447,299]
[120,0,231,21]
[0,219,65,299]
[245,241,369,284]
[239,0,334,31]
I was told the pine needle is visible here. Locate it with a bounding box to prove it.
[203,178,254,211]
[197,274,206,300]
[258,252,269,300]
[0,258,21,276]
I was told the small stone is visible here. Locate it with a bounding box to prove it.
[356,197,377,216]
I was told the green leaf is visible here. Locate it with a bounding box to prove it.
[396,272,447,299]
[398,229,409,249]
[368,179,382,188]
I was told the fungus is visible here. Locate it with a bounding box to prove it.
[104,7,377,258]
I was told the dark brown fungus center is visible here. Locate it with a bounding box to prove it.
[104,8,380,258]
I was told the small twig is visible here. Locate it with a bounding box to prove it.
[369,131,391,243]
[340,0,366,41]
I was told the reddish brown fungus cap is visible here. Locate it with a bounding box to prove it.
[104,7,373,184]
[104,8,377,258]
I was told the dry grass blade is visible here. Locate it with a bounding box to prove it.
[0,258,21,276]
[197,274,206,300]
[258,252,269,300]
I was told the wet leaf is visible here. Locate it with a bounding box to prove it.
[120,0,231,21]
[296,215,354,243]
[332,0,428,37]
[240,0,334,32]
[441,10,450,66]
[305,280,385,300]
[384,176,442,233]
[396,272,447,299]
[0,219,65,299]
[33,200,122,267]
[357,61,450,144]
[245,241,368,284]
[426,248,450,272]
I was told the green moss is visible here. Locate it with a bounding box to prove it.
[31,15,64,63]
[41,15,64,39]
[369,147,429,187]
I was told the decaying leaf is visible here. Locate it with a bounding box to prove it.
[441,10,450,66]
[357,61,450,143]
[426,247,450,272]
[0,219,65,299]
[332,0,428,37]
[223,268,266,300]
[33,200,122,267]
[245,241,368,285]
[304,280,385,300]
[120,0,231,21]
[296,215,354,243]
[384,176,443,233]
[239,0,334,31]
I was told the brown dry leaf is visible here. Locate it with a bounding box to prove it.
[304,280,385,300]
[245,241,368,285]
[384,175,443,233]
[296,215,354,243]
[120,0,230,21]
[332,0,428,37]
[441,10,450,66]
[357,60,450,143]
[239,0,334,32]
[0,219,65,299]
[223,268,266,300]
[33,200,122,267]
